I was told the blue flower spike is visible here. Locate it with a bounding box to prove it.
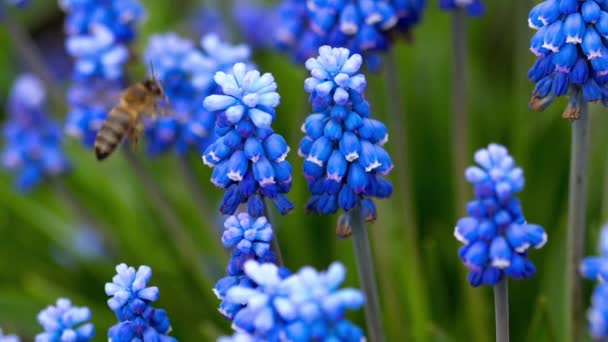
[439,0,485,17]
[581,225,608,338]
[455,143,547,287]
[299,46,393,222]
[223,260,365,341]
[105,263,176,342]
[1,74,70,192]
[144,33,252,155]
[528,0,608,120]
[0,329,20,342]
[273,0,426,69]
[202,63,294,217]
[35,298,95,342]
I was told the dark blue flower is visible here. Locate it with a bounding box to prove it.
[233,0,276,49]
[224,261,365,341]
[455,144,547,287]
[580,225,608,282]
[439,0,485,16]
[203,63,294,216]
[35,298,95,342]
[299,46,393,219]
[0,329,20,342]
[1,74,70,192]
[273,0,426,68]
[528,0,608,118]
[105,263,176,342]
[144,33,251,156]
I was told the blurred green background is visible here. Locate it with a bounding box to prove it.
[1,0,606,341]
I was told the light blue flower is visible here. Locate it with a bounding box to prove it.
[455,143,547,287]
[581,224,608,282]
[439,0,484,16]
[528,0,608,118]
[202,63,294,216]
[35,298,95,342]
[105,264,176,342]
[0,329,20,342]
[224,261,365,341]
[1,74,70,192]
[299,46,393,220]
[587,282,608,339]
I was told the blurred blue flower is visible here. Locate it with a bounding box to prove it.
[587,282,608,339]
[4,0,28,7]
[0,329,20,342]
[218,333,262,342]
[144,33,252,156]
[35,298,95,342]
[439,0,484,16]
[528,0,608,118]
[1,74,70,192]
[299,46,393,220]
[455,143,547,287]
[224,261,365,341]
[105,263,176,342]
[273,0,426,69]
[233,0,275,49]
[581,224,608,281]
[203,63,294,216]
[189,6,229,41]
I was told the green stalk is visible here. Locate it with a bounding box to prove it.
[566,99,590,342]
[350,205,385,342]
[263,199,284,267]
[384,49,430,341]
[451,9,490,342]
[494,279,510,342]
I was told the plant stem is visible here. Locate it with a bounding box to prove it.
[494,279,510,342]
[350,205,385,342]
[1,6,66,113]
[263,200,284,267]
[383,49,430,341]
[451,9,490,342]
[176,156,215,223]
[566,99,590,342]
[124,149,212,292]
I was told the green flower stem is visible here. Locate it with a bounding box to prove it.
[263,199,284,267]
[350,205,385,342]
[451,9,490,342]
[494,279,510,342]
[2,6,66,113]
[384,49,430,341]
[124,149,212,293]
[566,99,590,342]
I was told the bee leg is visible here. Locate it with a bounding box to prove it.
[129,122,145,149]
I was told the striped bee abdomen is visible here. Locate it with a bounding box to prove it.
[94,107,132,160]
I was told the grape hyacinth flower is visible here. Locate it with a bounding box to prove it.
[144,33,252,155]
[0,329,20,342]
[233,0,275,49]
[273,0,426,69]
[299,46,393,221]
[528,0,608,119]
[224,261,365,341]
[454,143,547,287]
[439,0,484,16]
[203,63,294,216]
[581,225,608,338]
[105,263,176,342]
[35,298,95,342]
[580,224,608,282]
[1,74,70,191]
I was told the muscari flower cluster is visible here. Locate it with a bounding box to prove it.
[233,0,275,49]
[222,260,365,341]
[580,224,608,338]
[203,63,294,217]
[144,33,252,155]
[528,0,608,119]
[300,46,393,222]
[274,0,425,69]
[35,298,95,342]
[454,144,547,287]
[1,74,69,192]
[0,329,19,342]
[439,0,484,16]
[214,213,281,320]
[105,263,176,342]
[61,0,145,146]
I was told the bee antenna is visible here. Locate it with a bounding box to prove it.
[148,61,157,80]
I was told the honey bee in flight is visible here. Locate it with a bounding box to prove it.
[94,74,169,161]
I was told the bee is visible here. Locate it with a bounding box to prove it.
[94,75,168,161]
